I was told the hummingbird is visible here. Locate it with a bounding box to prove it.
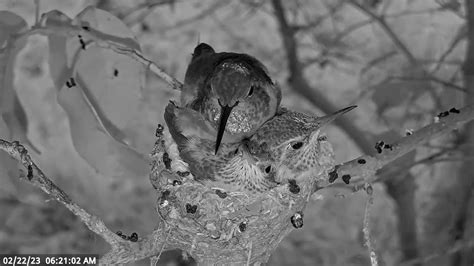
[164,101,278,193]
[246,106,357,184]
[181,43,281,154]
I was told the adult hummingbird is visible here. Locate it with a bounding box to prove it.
[181,43,281,154]
[164,101,278,193]
[246,106,357,184]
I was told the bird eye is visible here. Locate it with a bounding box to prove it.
[265,165,272,173]
[291,142,303,150]
[247,86,255,97]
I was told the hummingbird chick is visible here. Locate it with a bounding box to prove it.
[246,106,357,184]
[164,102,278,193]
[181,43,281,154]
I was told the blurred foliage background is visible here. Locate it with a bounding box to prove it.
[0,0,473,265]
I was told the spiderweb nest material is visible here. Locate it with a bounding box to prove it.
[149,124,335,265]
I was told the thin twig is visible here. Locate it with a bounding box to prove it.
[290,13,330,32]
[363,185,378,266]
[431,24,466,73]
[271,0,374,154]
[348,0,417,64]
[23,13,183,91]
[400,239,474,266]
[158,1,229,32]
[34,0,40,26]
[347,0,461,97]
[246,241,253,266]
[120,0,177,25]
[360,50,398,75]
[156,227,172,262]
[391,75,467,92]
[384,7,441,19]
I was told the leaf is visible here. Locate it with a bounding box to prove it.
[57,78,149,180]
[47,7,144,146]
[0,11,27,115]
[46,7,149,179]
[0,11,39,152]
[75,6,141,51]
[72,6,144,136]
[0,11,27,47]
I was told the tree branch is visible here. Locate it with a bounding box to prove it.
[119,0,176,25]
[347,0,464,96]
[271,0,374,155]
[363,188,378,266]
[22,11,183,91]
[455,1,474,264]
[431,24,466,73]
[329,104,474,186]
[347,0,417,65]
[157,1,229,32]
[0,139,195,264]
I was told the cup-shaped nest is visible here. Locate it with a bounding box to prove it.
[148,125,335,265]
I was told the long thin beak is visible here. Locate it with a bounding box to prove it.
[315,105,357,127]
[215,104,235,154]
[308,105,357,141]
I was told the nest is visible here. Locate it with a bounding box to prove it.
[149,124,334,265]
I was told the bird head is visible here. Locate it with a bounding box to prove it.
[209,57,276,154]
[191,43,215,60]
[246,106,356,183]
[211,61,253,107]
[273,106,357,182]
